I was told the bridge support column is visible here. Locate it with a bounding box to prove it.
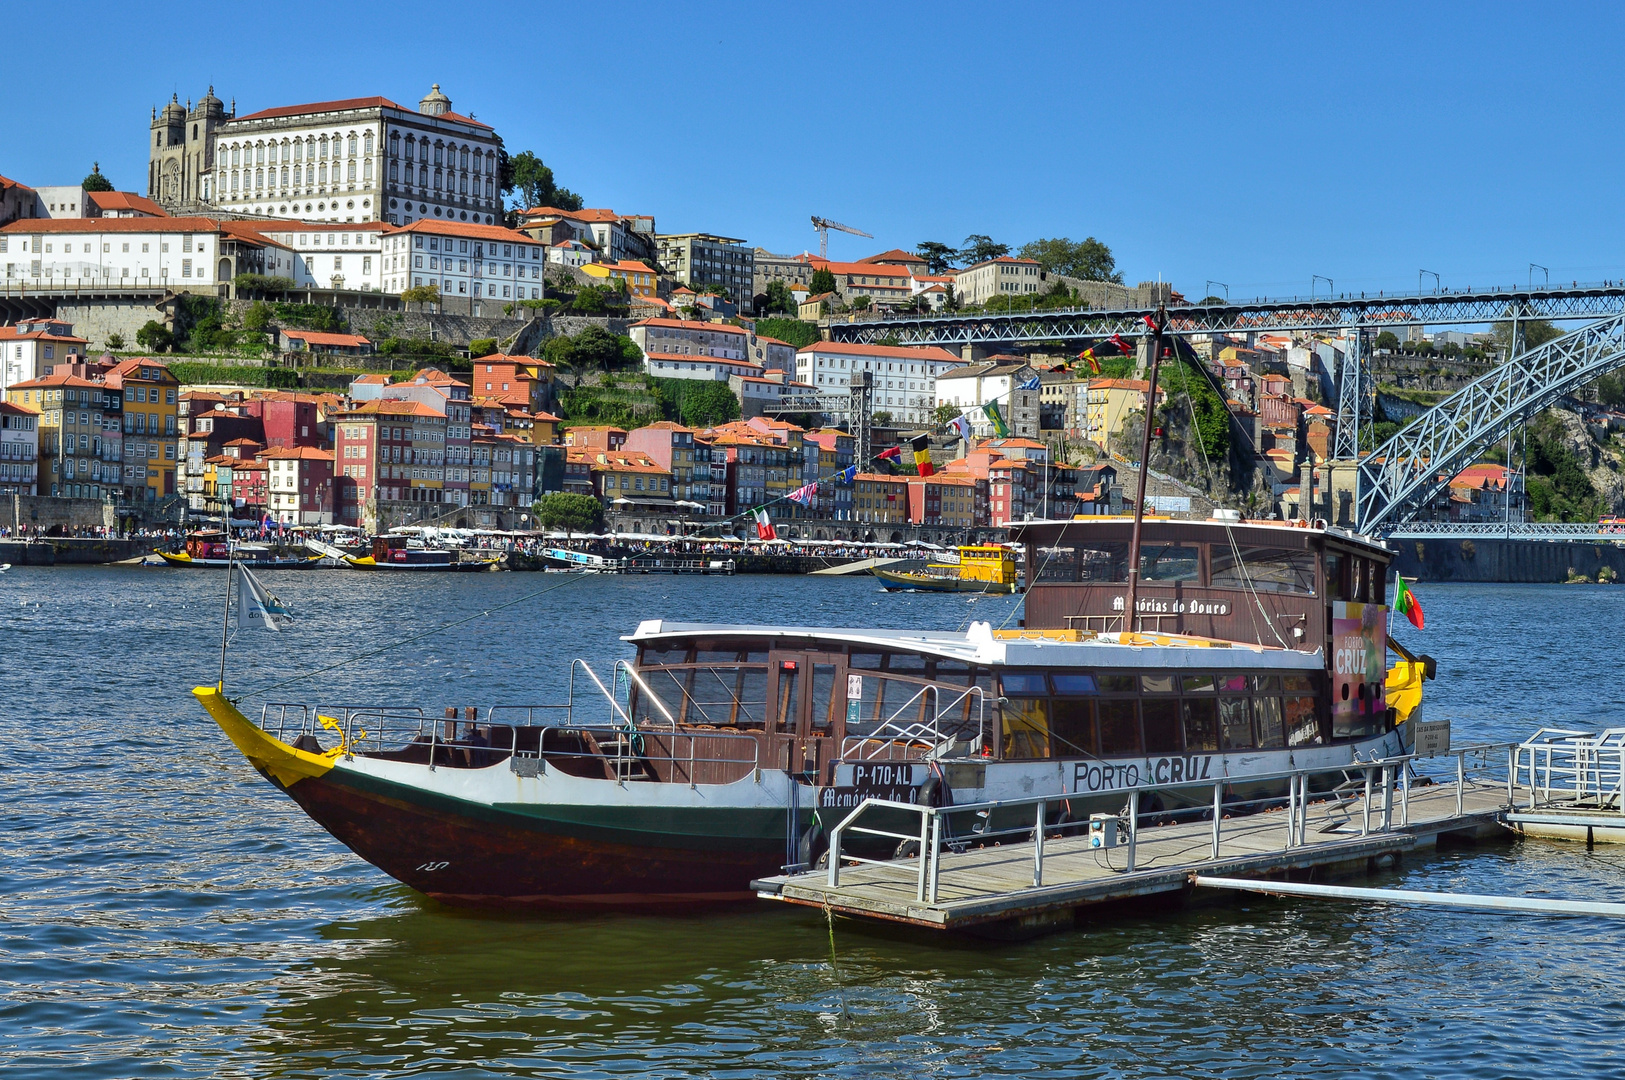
[1326,459,1360,529]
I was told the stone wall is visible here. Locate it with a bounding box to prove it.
[53,298,170,350]
[1391,537,1625,583]
[0,494,116,532]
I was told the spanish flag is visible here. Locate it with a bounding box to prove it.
[911,434,934,477]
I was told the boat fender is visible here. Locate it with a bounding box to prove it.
[921,761,954,808]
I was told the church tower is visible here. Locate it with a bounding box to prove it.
[148,88,230,211]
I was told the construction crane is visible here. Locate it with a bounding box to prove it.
[810,216,873,259]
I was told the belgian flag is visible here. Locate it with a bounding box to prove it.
[911,434,935,477]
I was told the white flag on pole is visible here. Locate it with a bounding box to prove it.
[235,564,291,631]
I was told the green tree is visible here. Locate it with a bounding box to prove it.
[1492,317,1563,355]
[1595,373,1625,408]
[135,320,173,353]
[506,150,583,212]
[82,163,114,192]
[1374,330,1401,351]
[1017,236,1121,283]
[958,234,1009,265]
[105,332,125,351]
[401,284,441,308]
[752,317,820,349]
[673,380,740,427]
[933,403,963,430]
[762,280,796,315]
[1198,295,1226,305]
[872,410,894,425]
[533,492,603,535]
[469,337,498,359]
[810,267,839,296]
[1526,411,1601,522]
[849,295,872,311]
[916,241,958,275]
[542,325,642,369]
[242,302,273,331]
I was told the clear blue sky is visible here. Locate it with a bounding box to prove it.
[8,2,1623,299]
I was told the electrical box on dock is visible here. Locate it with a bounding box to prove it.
[1088,814,1120,849]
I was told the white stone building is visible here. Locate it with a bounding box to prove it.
[793,341,963,426]
[0,400,40,495]
[256,221,388,291]
[953,256,1045,306]
[629,318,749,362]
[934,359,1041,439]
[0,320,88,394]
[0,218,294,290]
[382,220,545,309]
[199,85,504,226]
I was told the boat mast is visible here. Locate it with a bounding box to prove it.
[1122,304,1166,636]
[218,513,233,691]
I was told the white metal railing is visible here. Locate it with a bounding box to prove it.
[839,683,986,761]
[1511,728,1625,813]
[825,744,1512,905]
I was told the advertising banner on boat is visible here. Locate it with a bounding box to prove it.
[1331,601,1387,732]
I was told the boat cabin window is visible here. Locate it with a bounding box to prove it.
[1324,552,1346,601]
[1079,542,1129,582]
[1210,546,1316,595]
[1139,545,1200,582]
[631,643,771,729]
[996,668,1329,760]
[1034,545,1079,582]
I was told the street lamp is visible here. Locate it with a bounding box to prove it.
[1529,263,1549,290]
[1205,281,1229,303]
[1419,270,1440,294]
[1312,275,1333,300]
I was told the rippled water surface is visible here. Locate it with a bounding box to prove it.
[2,567,1624,1078]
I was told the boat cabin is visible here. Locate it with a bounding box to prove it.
[1008,515,1393,652]
[184,530,230,560]
[371,534,452,566]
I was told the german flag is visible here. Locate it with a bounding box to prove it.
[911,434,934,477]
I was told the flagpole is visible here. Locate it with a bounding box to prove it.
[1123,304,1166,638]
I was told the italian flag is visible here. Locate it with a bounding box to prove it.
[1395,577,1424,630]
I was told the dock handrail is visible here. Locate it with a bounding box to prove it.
[825,743,1513,904]
[1511,729,1625,814]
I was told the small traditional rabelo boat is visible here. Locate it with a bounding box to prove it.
[343,532,498,572]
[158,530,320,569]
[872,544,1018,593]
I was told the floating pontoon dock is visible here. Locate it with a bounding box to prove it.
[755,746,1516,935]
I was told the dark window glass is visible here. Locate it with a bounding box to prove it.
[1078,542,1129,582]
[1098,674,1136,694]
[1285,696,1321,746]
[849,651,884,670]
[1181,674,1215,693]
[1283,674,1314,693]
[1219,697,1252,749]
[1003,698,1051,759]
[1001,672,1048,696]
[1139,545,1200,582]
[1325,552,1346,601]
[1142,699,1182,753]
[1052,673,1097,695]
[1217,673,1248,694]
[1034,544,1078,581]
[1182,698,1219,752]
[696,648,745,663]
[1141,673,1176,693]
[1211,546,1317,594]
[884,653,927,675]
[639,644,690,665]
[1254,696,1285,748]
[1051,699,1097,756]
[1098,700,1142,755]
[1253,674,1282,693]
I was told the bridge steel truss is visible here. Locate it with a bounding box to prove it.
[1385,522,1625,541]
[1356,311,1625,533]
[825,286,1625,348]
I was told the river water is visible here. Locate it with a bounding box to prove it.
[2,567,1623,1079]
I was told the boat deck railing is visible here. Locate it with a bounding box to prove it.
[1512,728,1625,812]
[825,742,1513,905]
[841,684,987,762]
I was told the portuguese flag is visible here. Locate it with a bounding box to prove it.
[1394,577,1424,630]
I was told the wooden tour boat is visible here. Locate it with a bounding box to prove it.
[158,530,320,569]
[343,532,499,571]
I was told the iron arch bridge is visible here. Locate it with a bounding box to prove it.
[825,283,1625,347]
[1357,311,1625,533]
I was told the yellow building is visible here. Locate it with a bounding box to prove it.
[109,359,181,501]
[580,259,659,298]
[1083,378,1164,451]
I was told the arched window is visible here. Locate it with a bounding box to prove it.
[433,169,442,191]
[255,168,264,189]
[255,143,265,165]
[364,158,373,183]
[319,162,328,184]
[459,174,467,194]
[390,131,400,157]
[281,166,289,187]
[231,145,240,167]
[348,160,357,182]
[319,136,328,159]
[293,140,303,162]
[419,165,428,186]
[459,146,469,169]
[434,142,445,166]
